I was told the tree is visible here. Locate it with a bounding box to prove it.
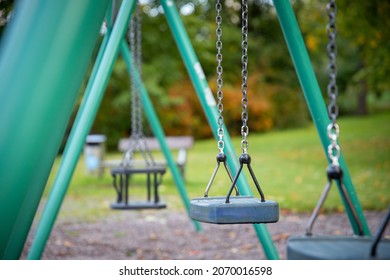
[298,0,390,115]
[338,0,390,115]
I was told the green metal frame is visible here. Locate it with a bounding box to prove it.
[0,0,109,259]
[26,0,136,260]
[0,0,368,260]
[27,0,279,260]
[27,0,203,259]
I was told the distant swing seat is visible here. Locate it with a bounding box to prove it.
[109,5,168,211]
[110,165,167,210]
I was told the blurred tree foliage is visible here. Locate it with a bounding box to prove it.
[92,0,309,149]
[337,0,390,115]
[90,0,390,149]
[1,0,388,150]
[297,0,390,115]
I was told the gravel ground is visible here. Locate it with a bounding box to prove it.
[21,209,389,260]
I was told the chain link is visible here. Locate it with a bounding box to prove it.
[326,0,341,165]
[129,11,138,138]
[241,0,249,153]
[128,3,143,139]
[135,3,143,138]
[216,0,225,153]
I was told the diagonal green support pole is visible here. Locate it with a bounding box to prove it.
[160,0,279,259]
[273,0,370,235]
[27,0,136,260]
[120,40,202,232]
[0,0,108,259]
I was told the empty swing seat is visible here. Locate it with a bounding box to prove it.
[111,165,167,210]
[190,196,279,224]
[287,235,390,260]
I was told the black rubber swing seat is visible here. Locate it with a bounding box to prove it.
[110,165,167,210]
[190,153,279,224]
[287,205,390,260]
[190,196,279,224]
[287,235,390,260]
[111,201,166,210]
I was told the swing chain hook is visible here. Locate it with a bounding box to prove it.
[327,123,340,165]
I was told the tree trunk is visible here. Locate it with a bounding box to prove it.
[356,78,368,115]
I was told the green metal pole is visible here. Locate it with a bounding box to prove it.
[120,40,202,232]
[273,0,370,235]
[160,0,279,259]
[0,0,108,259]
[27,0,136,260]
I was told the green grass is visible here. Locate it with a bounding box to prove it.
[44,112,390,221]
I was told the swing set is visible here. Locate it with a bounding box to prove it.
[190,0,279,225]
[0,0,388,260]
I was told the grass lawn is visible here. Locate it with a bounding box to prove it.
[44,111,390,222]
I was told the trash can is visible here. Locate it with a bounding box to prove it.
[84,134,106,174]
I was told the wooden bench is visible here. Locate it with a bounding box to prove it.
[100,136,194,179]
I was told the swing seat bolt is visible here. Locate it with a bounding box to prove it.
[216,152,227,162]
[239,153,251,164]
[326,164,343,180]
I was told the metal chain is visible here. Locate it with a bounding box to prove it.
[240,0,249,153]
[135,3,143,139]
[124,2,155,166]
[129,3,143,139]
[216,0,225,154]
[129,11,138,138]
[122,6,139,166]
[326,0,340,165]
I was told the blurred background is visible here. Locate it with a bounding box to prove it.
[83,0,390,149]
[2,0,389,148]
[1,0,389,213]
